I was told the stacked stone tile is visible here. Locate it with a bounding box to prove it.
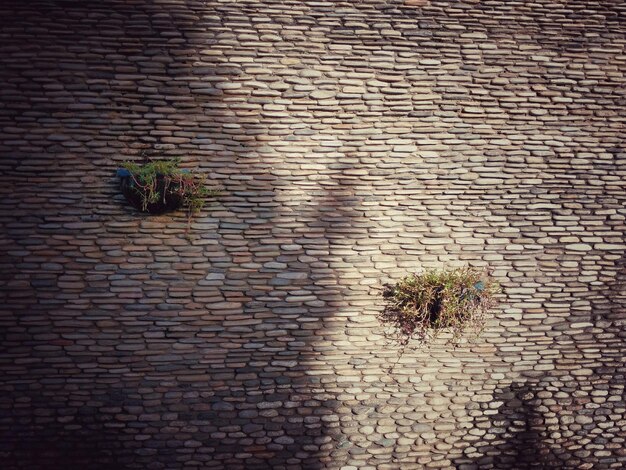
[0,0,625,468]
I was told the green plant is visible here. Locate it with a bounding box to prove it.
[381,266,500,345]
[121,157,219,217]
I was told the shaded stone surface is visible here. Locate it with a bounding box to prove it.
[0,0,625,469]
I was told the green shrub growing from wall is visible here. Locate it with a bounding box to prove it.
[118,157,219,217]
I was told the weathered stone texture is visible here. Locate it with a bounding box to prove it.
[0,0,625,468]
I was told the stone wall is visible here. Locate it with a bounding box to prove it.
[1,0,625,468]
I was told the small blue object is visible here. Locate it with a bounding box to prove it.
[474,281,485,291]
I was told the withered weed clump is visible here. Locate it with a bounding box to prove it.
[381,266,500,345]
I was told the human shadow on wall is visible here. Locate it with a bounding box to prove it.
[453,381,554,470]
[0,1,348,469]
[454,366,626,470]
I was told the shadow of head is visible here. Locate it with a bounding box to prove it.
[454,382,551,470]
